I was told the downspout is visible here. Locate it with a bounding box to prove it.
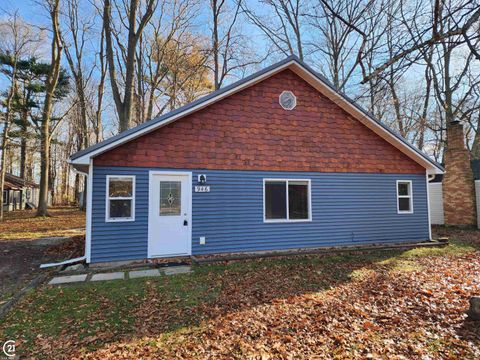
[425,170,436,241]
[40,161,91,269]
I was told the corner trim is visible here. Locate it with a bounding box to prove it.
[426,171,432,240]
[85,160,93,263]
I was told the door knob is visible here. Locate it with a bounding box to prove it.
[183,220,188,226]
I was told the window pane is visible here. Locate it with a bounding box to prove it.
[398,182,410,196]
[398,197,411,212]
[265,181,287,219]
[288,182,309,219]
[160,181,181,216]
[110,199,132,218]
[109,178,133,197]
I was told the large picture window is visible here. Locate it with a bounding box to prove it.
[106,175,135,221]
[397,180,413,214]
[264,179,311,222]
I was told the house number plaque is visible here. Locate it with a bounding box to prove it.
[195,186,210,193]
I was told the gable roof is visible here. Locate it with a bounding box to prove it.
[4,173,38,190]
[70,56,444,175]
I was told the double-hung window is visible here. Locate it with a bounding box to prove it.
[264,179,311,222]
[106,175,135,221]
[397,180,413,214]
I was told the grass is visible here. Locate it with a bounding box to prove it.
[0,230,479,358]
[0,207,85,240]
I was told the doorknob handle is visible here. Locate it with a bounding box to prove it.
[183,220,188,226]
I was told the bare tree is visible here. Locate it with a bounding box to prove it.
[103,0,158,132]
[424,8,480,138]
[307,0,366,90]
[36,0,65,217]
[61,0,100,209]
[242,0,305,60]
[92,27,107,144]
[210,0,259,89]
[321,0,480,84]
[136,0,200,122]
[62,0,95,150]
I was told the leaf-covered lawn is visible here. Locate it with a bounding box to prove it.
[0,207,85,240]
[1,229,479,358]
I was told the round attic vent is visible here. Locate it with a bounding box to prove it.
[279,91,296,110]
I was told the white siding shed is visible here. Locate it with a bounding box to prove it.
[428,182,444,225]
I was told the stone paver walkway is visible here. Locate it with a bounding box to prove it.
[48,266,191,285]
[164,266,191,275]
[91,272,124,281]
[129,269,161,279]
[48,274,88,285]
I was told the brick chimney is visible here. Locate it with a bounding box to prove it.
[443,120,476,226]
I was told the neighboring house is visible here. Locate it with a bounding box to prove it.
[69,56,444,264]
[428,160,480,226]
[2,173,39,212]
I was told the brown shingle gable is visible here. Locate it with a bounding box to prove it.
[94,69,424,174]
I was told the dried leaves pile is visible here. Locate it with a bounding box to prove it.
[0,207,85,241]
[88,252,480,359]
[4,231,480,359]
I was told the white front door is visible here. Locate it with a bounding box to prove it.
[148,172,191,257]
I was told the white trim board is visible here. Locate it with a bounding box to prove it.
[85,159,93,263]
[426,171,433,239]
[70,57,443,175]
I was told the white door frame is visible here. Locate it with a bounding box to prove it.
[148,170,192,258]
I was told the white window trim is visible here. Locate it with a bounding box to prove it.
[263,178,312,223]
[106,175,136,222]
[397,180,413,214]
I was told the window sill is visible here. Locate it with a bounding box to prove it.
[397,211,413,214]
[105,218,135,223]
[263,219,312,223]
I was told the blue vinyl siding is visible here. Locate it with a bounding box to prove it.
[91,166,429,263]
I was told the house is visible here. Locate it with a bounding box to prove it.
[428,158,480,226]
[69,56,444,264]
[2,173,39,212]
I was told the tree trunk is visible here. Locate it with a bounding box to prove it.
[19,107,29,179]
[36,0,63,217]
[37,123,51,215]
[212,0,220,90]
[0,62,18,221]
[0,117,12,221]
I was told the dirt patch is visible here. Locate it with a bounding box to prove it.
[0,236,84,304]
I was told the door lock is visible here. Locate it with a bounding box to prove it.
[183,219,188,226]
